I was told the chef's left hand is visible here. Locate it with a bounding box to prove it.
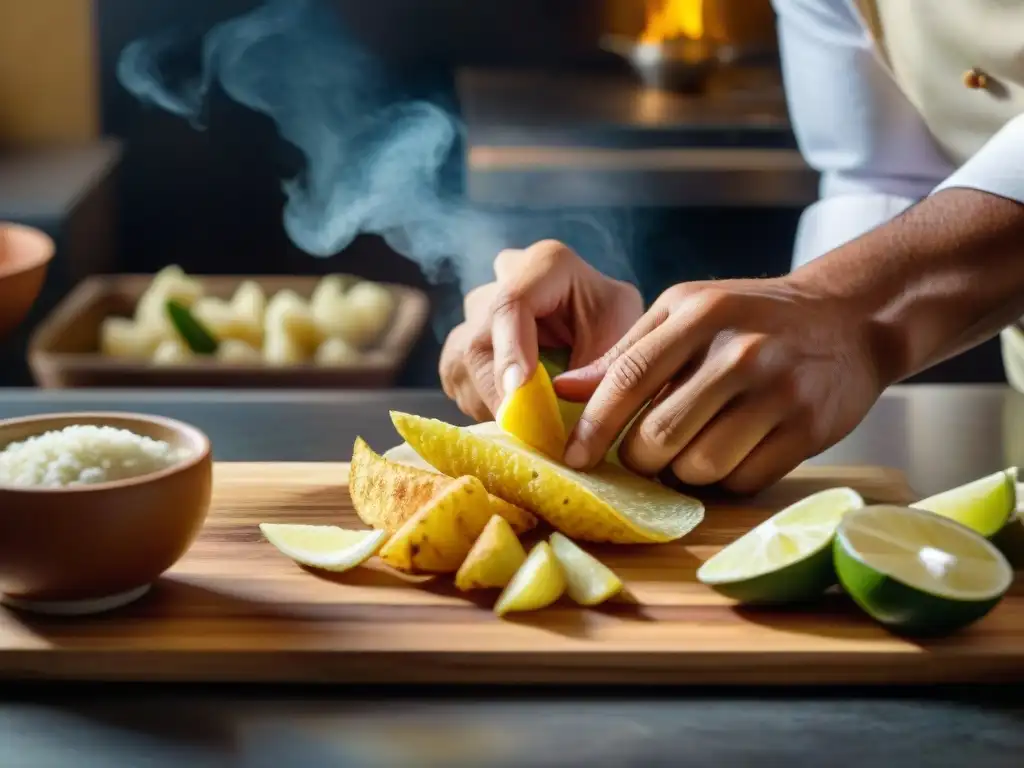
[553,276,887,494]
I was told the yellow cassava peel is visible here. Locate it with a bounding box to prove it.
[350,437,537,534]
[377,475,494,573]
[389,413,704,544]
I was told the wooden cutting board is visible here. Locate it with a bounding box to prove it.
[2,462,1022,686]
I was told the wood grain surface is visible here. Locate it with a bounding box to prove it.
[2,462,1022,686]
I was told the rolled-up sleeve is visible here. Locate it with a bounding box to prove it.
[772,0,956,268]
[932,113,1024,203]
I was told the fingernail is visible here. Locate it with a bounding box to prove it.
[502,364,525,397]
[564,442,589,469]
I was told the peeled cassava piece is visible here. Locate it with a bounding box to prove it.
[549,532,624,606]
[494,541,567,617]
[496,362,566,460]
[389,413,705,544]
[454,515,528,592]
[349,437,537,535]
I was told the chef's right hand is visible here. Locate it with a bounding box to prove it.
[440,240,644,421]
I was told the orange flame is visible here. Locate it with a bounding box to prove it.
[640,0,704,44]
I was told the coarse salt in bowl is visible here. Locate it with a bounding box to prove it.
[0,412,213,616]
[0,424,191,488]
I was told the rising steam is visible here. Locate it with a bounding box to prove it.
[116,0,636,318]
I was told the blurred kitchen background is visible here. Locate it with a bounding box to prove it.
[0,0,1005,389]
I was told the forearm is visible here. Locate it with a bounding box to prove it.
[791,187,1024,384]
[790,190,920,270]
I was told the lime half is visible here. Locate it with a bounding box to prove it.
[697,487,865,604]
[911,468,1018,538]
[834,505,1014,636]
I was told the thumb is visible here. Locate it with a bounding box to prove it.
[490,287,539,401]
[489,243,575,400]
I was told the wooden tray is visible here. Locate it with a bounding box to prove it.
[3,461,1023,686]
[27,275,430,389]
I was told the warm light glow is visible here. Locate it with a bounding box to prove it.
[640,0,703,43]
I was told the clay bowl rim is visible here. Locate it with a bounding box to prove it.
[0,223,57,280]
[0,412,212,494]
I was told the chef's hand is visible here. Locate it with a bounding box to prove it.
[440,240,644,421]
[553,277,885,494]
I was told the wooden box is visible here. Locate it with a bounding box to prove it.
[28,274,430,389]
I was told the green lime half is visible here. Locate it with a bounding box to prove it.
[696,487,866,604]
[834,504,1014,637]
[911,468,1018,538]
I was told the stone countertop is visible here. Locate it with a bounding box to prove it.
[0,384,1022,767]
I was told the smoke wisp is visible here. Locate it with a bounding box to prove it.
[117,0,637,322]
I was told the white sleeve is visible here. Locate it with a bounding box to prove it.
[771,0,956,268]
[932,113,1024,203]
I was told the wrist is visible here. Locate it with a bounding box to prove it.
[789,189,1024,383]
[786,251,913,388]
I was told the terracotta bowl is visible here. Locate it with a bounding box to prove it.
[0,412,212,616]
[0,224,55,341]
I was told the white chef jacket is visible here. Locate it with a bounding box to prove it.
[773,0,1024,269]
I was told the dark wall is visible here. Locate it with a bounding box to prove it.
[95,0,639,276]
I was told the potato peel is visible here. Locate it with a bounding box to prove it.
[389,413,704,544]
[350,437,537,535]
[378,475,495,574]
[454,515,528,591]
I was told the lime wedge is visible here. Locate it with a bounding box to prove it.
[834,505,1013,636]
[697,487,865,604]
[259,524,387,572]
[911,468,1018,538]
